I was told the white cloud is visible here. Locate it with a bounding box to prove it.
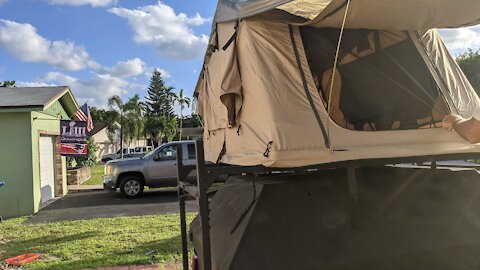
[41,72,78,85]
[144,68,171,80]
[439,26,480,53]
[156,68,171,79]
[16,81,56,87]
[40,71,138,107]
[100,59,172,81]
[105,58,146,78]
[0,20,99,71]
[48,0,116,7]
[108,2,210,60]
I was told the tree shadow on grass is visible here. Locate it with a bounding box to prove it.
[19,234,187,270]
[0,232,98,260]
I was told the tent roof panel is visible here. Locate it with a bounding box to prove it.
[214,0,480,30]
[214,0,292,23]
[306,0,480,30]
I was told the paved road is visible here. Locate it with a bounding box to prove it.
[25,189,197,224]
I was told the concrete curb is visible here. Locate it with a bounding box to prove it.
[68,185,104,192]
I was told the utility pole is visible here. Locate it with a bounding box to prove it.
[120,87,124,159]
[120,121,123,159]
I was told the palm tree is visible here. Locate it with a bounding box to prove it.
[175,89,191,140]
[108,95,126,150]
[123,94,146,146]
[144,115,178,146]
[104,110,120,143]
[108,94,146,147]
[144,115,166,147]
[164,117,178,142]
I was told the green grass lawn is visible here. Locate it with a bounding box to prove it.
[0,214,195,270]
[82,164,104,186]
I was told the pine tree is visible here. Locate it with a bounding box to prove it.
[145,70,176,117]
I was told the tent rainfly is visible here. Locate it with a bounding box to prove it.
[194,0,480,168]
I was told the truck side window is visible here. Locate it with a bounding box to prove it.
[188,144,196,159]
[157,145,177,161]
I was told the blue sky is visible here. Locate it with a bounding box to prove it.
[0,0,217,112]
[0,0,479,113]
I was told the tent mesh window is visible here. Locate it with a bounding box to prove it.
[301,26,449,131]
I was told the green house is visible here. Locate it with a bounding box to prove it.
[0,86,79,218]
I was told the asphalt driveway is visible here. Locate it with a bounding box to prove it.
[25,189,197,224]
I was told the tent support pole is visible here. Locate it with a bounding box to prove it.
[326,0,352,146]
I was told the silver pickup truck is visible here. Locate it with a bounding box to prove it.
[103,141,196,198]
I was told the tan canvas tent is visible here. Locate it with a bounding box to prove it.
[195,0,480,167]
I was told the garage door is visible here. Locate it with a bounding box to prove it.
[39,136,55,203]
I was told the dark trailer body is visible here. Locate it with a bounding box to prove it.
[191,167,480,270]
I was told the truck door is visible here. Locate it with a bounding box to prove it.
[146,144,178,187]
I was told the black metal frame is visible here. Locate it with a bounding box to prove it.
[0,181,4,223]
[177,140,480,270]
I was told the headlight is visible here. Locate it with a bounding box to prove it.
[105,165,113,175]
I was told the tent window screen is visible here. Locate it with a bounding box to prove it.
[301,27,449,131]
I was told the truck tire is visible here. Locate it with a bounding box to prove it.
[119,175,144,198]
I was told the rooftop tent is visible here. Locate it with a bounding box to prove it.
[196,0,480,167]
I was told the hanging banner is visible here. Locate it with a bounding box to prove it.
[60,120,87,156]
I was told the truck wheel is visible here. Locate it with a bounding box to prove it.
[119,175,144,198]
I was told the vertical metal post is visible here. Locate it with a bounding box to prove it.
[177,145,189,270]
[431,159,437,170]
[179,194,189,270]
[195,140,212,270]
[347,167,358,203]
[347,167,360,228]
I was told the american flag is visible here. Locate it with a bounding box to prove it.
[74,103,94,132]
